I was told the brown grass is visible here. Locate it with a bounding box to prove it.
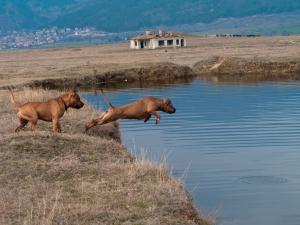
[1,36,300,88]
[193,56,300,82]
[0,88,120,140]
[0,89,213,225]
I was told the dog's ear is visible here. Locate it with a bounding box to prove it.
[69,90,77,95]
[163,98,171,106]
[68,91,77,98]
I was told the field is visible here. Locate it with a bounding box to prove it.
[1,36,300,88]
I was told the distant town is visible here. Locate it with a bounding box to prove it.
[0,26,263,50]
[0,27,134,50]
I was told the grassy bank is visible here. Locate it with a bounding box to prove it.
[194,56,300,82]
[25,63,196,90]
[0,89,212,225]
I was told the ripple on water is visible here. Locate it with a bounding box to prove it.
[238,176,288,185]
[83,79,300,225]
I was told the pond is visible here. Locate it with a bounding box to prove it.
[83,79,300,225]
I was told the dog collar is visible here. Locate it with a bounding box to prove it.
[60,97,68,111]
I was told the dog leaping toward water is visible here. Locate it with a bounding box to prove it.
[85,89,176,131]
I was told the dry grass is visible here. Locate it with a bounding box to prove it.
[1,36,300,88]
[0,89,212,225]
[0,88,120,140]
[193,56,300,82]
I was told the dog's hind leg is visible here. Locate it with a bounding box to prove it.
[85,112,110,131]
[15,118,28,132]
[85,117,105,131]
[17,111,38,131]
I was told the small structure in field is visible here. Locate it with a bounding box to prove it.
[130,30,187,49]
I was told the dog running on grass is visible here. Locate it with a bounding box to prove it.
[85,89,176,131]
[9,88,84,132]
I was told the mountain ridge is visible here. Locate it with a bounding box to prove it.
[1,0,300,34]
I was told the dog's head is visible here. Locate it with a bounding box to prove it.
[66,91,84,109]
[161,98,176,114]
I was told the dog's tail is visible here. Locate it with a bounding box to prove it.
[8,87,21,108]
[100,89,114,108]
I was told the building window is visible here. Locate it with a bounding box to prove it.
[135,41,137,46]
[176,39,179,45]
[158,40,165,46]
[167,40,173,46]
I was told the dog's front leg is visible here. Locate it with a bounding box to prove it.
[57,121,62,133]
[52,117,61,133]
[150,111,161,124]
[30,119,38,131]
[144,115,151,123]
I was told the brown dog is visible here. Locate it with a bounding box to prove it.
[85,89,176,131]
[9,89,84,132]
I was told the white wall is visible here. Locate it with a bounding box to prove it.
[144,40,150,48]
[130,38,186,49]
[130,40,152,49]
[150,39,158,49]
[130,40,136,49]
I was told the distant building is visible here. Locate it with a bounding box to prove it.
[130,30,187,49]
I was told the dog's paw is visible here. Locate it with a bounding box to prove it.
[84,123,93,132]
[84,126,89,132]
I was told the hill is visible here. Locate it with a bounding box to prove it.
[1,0,300,34]
[52,0,300,32]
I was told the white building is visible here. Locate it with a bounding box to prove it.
[130,30,187,49]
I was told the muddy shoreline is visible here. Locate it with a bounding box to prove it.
[24,63,196,90]
[2,57,298,91]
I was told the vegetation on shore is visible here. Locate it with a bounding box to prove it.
[193,56,300,82]
[0,89,212,225]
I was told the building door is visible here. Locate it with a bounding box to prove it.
[141,41,144,49]
[181,39,184,47]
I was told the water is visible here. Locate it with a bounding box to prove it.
[83,79,300,225]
